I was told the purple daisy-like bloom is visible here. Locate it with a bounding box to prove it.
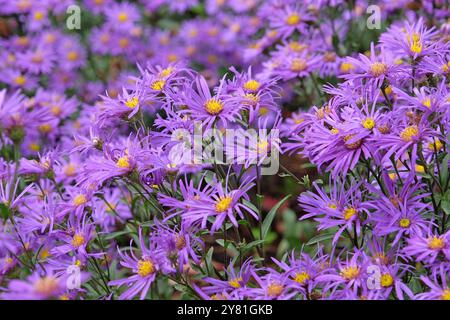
[201,259,254,298]
[178,75,242,129]
[109,228,174,300]
[415,265,450,300]
[182,175,257,233]
[403,230,450,264]
[342,43,402,89]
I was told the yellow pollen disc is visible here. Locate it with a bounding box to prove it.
[67,51,78,61]
[428,236,445,250]
[137,259,155,277]
[40,248,51,260]
[362,117,375,130]
[289,41,306,52]
[160,67,174,77]
[294,118,304,124]
[328,203,337,209]
[116,155,130,168]
[73,194,87,206]
[267,282,284,297]
[205,98,224,115]
[243,79,260,92]
[286,13,300,25]
[330,128,339,135]
[51,105,61,116]
[244,93,259,105]
[64,163,77,176]
[410,41,422,54]
[257,139,269,154]
[422,97,431,108]
[340,62,355,73]
[151,80,165,91]
[34,11,44,21]
[31,54,43,63]
[119,38,129,48]
[399,218,411,228]
[229,277,243,289]
[259,107,268,116]
[30,143,40,152]
[34,276,59,296]
[340,266,360,280]
[380,273,394,287]
[441,289,450,300]
[38,123,52,134]
[400,125,419,142]
[388,172,397,181]
[293,271,310,284]
[118,12,128,22]
[71,234,85,248]
[215,196,232,213]
[384,86,393,95]
[370,62,387,77]
[125,97,139,108]
[428,139,443,152]
[343,206,357,220]
[175,236,186,250]
[343,135,362,149]
[290,58,307,72]
[5,257,13,264]
[415,164,425,173]
[441,63,449,73]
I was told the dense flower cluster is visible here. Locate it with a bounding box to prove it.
[0,0,449,300]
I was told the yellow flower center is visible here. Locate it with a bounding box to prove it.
[64,163,77,176]
[125,97,139,108]
[205,98,224,115]
[118,12,128,22]
[340,266,360,280]
[380,273,394,287]
[267,282,284,297]
[73,194,87,206]
[116,155,130,169]
[34,11,44,21]
[370,62,387,77]
[34,276,59,296]
[160,67,174,78]
[340,62,355,73]
[343,135,362,149]
[215,196,232,213]
[400,125,419,142]
[428,139,443,152]
[428,236,445,250]
[343,206,357,220]
[257,139,269,154]
[30,143,40,152]
[422,97,431,108]
[243,79,260,92]
[137,259,155,277]
[290,58,307,72]
[229,277,243,289]
[399,218,411,228]
[38,123,52,134]
[415,164,425,173]
[441,289,450,300]
[14,75,26,86]
[67,51,78,61]
[362,117,375,130]
[286,13,300,25]
[71,234,85,248]
[410,41,422,54]
[293,271,310,284]
[151,80,165,91]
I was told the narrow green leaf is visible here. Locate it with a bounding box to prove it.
[262,195,291,240]
[306,233,334,246]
